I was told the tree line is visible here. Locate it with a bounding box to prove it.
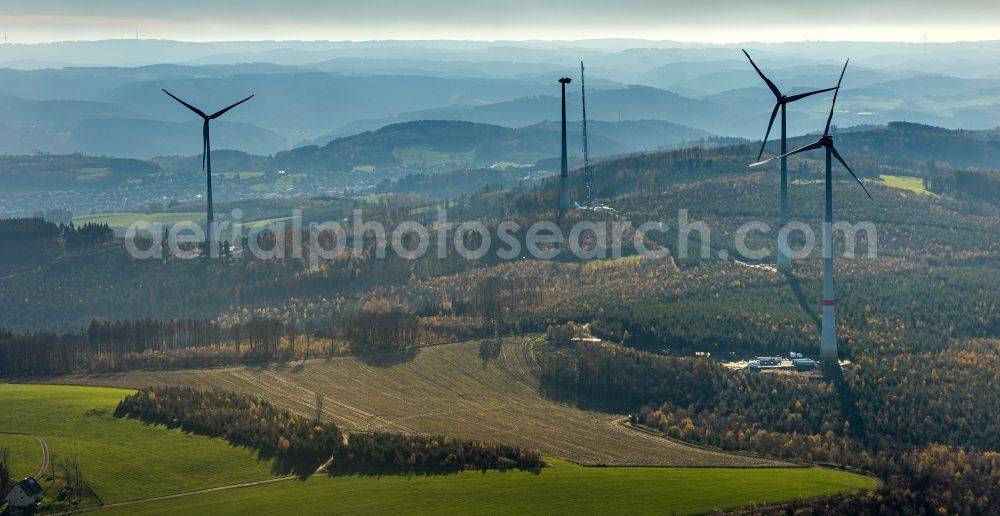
[0,307,421,375]
[0,218,113,273]
[115,386,542,473]
[115,386,341,469]
[0,318,279,375]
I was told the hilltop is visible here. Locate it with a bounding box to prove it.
[273,119,711,174]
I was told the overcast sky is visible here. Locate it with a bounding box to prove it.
[3,0,999,44]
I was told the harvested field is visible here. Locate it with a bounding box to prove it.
[33,337,787,467]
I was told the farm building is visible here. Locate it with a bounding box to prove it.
[5,477,44,510]
[792,358,816,371]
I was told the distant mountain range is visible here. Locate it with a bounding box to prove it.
[321,86,719,139]
[1,41,1000,161]
[69,119,287,159]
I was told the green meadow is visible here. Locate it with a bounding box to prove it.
[72,212,205,228]
[212,171,266,180]
[393,146,475,166]
[71,211,292,231]
[0,433,41,480]
[0,384,276,507]
[107,458,876,515]
[878,174,938,197]
[0,384,876,514]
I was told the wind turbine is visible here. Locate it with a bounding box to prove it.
[162,89,253,254]
[743,49,839,272]
[752,60,871,364]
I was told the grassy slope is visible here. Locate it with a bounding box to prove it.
[0,384,276,505]
[393,146,475,166]
[71,212,292,231]
[0,433,41,480]
[212,171,265,180]
[72,212,204,228]
[878,174,939,197]
[106,458,875,516]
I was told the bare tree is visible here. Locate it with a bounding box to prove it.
[303,320,316,360]
[314,392,325,423]
[0,446,11,494]
[286,321,299,358]
[72,459,85,497]
[57,456,73,492]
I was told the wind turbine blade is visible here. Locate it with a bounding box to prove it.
[742,49,781,99]
[757,102,781,162]
[824,60,849,136]
[830,144,872,200]
[162,89,207,118]
[785,86,838,103]
[750,140,823,167]
[209,94,254,119]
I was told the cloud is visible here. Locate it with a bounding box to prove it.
[2,1,999,43]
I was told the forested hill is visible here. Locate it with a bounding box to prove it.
[730,122,1000,175]
[271,119,710,174]
[578,121,1000,187]
[2,116,999,334]
[832,121,1000,170]
[0,155,161,193]
[4,121,1000,197]
[271,120,585,173]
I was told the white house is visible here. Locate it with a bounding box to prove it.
[5,477,44,510]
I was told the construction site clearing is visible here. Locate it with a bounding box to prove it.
[721,353,853,376]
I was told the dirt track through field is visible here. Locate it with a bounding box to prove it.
[71,476,297,514]
[36,338,787,467]
[0,431,49,478]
